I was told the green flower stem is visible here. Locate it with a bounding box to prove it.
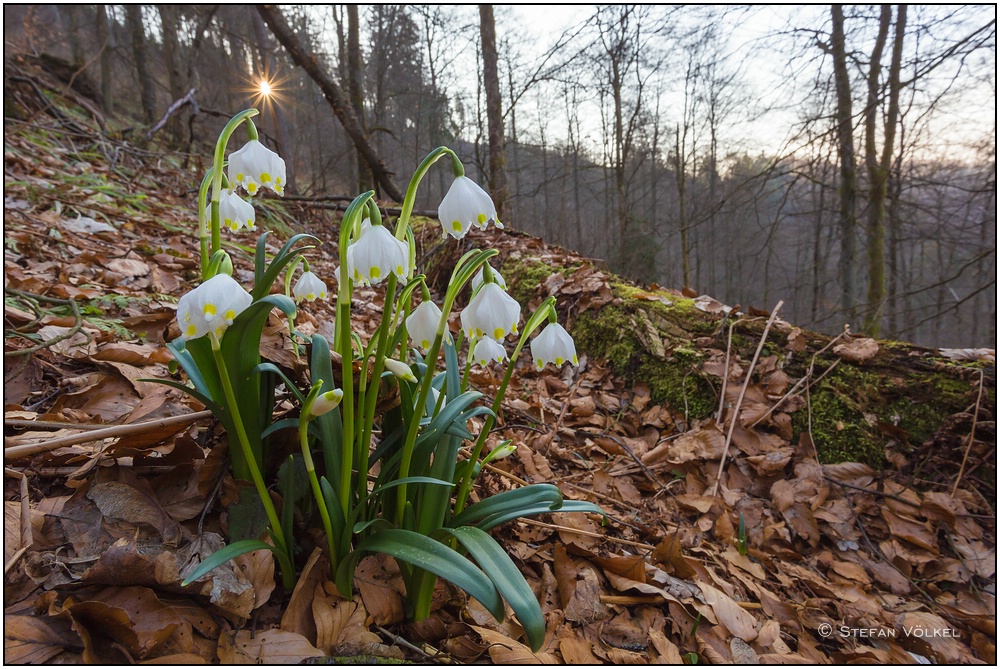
[197,169,215,279]
[209,334,293,588]
[453,298,557,516]
[283,256,308,352]
[461,334,475,393]
[210,109,259,260]
[336,192,375,519]
[395,249,497,524]
[300,384,339,570]
[393,146,458,241]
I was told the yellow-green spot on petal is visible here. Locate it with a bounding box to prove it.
[370,266,381,279]
[421,339,430,349]
[396,265,404,275]
[203,304,217,317]
[306,293,315,301]
[236,173,244,182]
[477,213,487,224]
[260,172,271,183]
[476,328,483,338]
[320,291,326,299]
[452,220,463,232]
[248,183,258,195]
[225,309,236,321]
[573,355,579,364]
[275,177,282,185]
[536,359,544,370]
[493,327,504,340]
[186,324,197,336]
[555,357,564,366]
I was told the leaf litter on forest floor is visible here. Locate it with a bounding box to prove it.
[3,78,996,665]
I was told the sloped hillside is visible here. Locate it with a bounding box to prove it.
[4,69,996,664]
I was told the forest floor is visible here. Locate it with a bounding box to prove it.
[3,74,997,664]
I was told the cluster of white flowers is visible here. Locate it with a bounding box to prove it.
[179,144,578,374]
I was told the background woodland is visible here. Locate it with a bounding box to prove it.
[5,4,995,348]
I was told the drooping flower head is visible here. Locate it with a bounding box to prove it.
[208,191,256,233]
[228,139,286,196]
[530,322,578,370]
[293,270,328,302]
[460,282,520,341]
[473,337,508,366]
[406,300,443,351]
[346,224,409,286]
[176,273,252,341]
[438,176,502,239]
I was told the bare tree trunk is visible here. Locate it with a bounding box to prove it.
[674,124,690,288]
[863,5,906,336]
[63,6,83,65]
[830,5,858,326]
[347,5,372,193]
[126,5,156,125]
[157,5,185,143]
[96,5,113,115]
[479,5,508,222]
[257,4,403,202]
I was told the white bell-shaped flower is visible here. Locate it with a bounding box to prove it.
[473,337,508,366]
[293,271,328,302]
[346,224,409,285]
[471,264,507,292]
[208,191,256,233]
[384,358,417,382]
[406,300,443,351]
[176,290,210,341]
[228,139,286,196]
[460,282,520,341]
[438,176,502,239]
[176,273,252,341]
[530,322,578,370]
[311,389,344,417]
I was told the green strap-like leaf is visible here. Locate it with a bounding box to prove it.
[441,526,546,652]
[253,362,307,405]
[337,529,504,620]
[451,484,564,528]
[369,476,454,497]
[181,539,275,586]
[476,500,606,533]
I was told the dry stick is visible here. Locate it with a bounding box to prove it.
[5,470,32,575]
[5,419,109,431]
[715,321,735,424]
[375,626,442,664]
[3,410,213,459]
[951,369,985,498]
[708,300,784,498]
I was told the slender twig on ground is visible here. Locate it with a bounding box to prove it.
[708,301,784,497]
[4,410,214,459]
[951,369,985,498]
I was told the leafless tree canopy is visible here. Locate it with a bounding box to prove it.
[6,5,994,348]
